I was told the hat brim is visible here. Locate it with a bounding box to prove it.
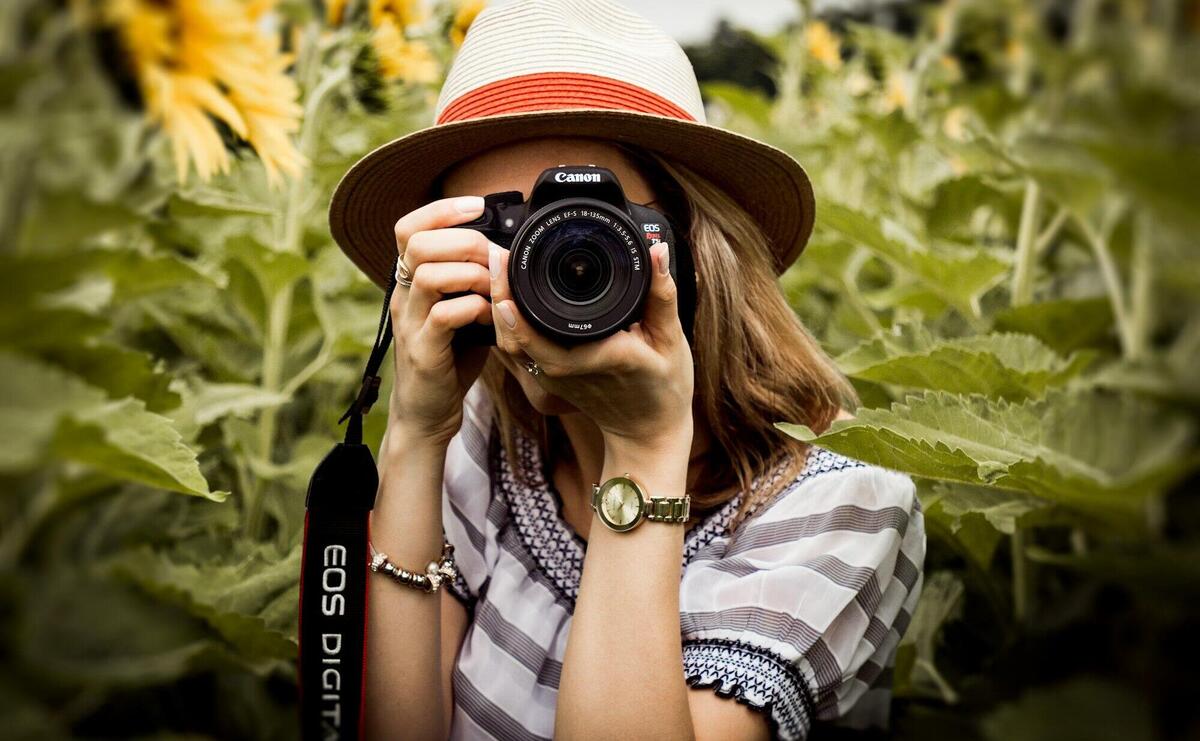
[328,108,815,289]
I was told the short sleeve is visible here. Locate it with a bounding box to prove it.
[679,450,926,740]
[439,380,501,614]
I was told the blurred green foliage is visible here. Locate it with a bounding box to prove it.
[0,0,1197,739]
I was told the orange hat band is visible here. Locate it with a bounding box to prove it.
[436,71,698,124]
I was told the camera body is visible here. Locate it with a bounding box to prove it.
[449,165,696,347]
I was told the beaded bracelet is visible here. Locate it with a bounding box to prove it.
[369,540,458,593]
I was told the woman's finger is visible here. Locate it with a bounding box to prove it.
[637,242,682,346]
[490,242,667,377]
[488,243,573,373]
[492,297,644,379]
[408,261,492,319]
[394,196,486,254]
[404,227,491,271]
[410,293,493,370]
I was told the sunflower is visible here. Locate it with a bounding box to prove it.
[104,0,304,185]
[805,21,842,71]
[369,0,440,83]
[882,71,909,113]
[371,10,439,83]
[369,0,427,29]
[326,0,350,26]
[450,0,486,47]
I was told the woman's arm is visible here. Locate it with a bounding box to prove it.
[487,240,764,738]
[365,420,466,741]
[364,195,495,739]
[555,435,696,739]
[556,431,773,741]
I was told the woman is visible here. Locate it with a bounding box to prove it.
[327,2,925,739]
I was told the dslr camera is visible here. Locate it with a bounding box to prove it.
[448,164,696,347]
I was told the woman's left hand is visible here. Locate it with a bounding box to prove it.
[487,241,695,457]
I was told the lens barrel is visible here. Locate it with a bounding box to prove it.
[508,198,651,344]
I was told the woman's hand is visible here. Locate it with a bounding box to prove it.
[488,241,695,457]
[388,196,494,448]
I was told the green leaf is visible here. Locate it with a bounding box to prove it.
[14,570,272,688]
[921,482,1070,569]
[1084,322,1200,404]
[1084,138,1200,235]
[924,495,1004,569]
[109,544,300,662]
[981,678,1154,741]
[224,235,309,299]
[928,483,1054,536]
[819,201,1010,317]
[143,298,262,383]
[701,82,773,130]
[0,350,107,471]
[16,187,142,250]
[37,340,181,412]
[99,250,212,300]
[1025,542,1200,604]
[0,253,112,348]
[853,109,921,159]
[1011,134,1111,218]
[53,398,229,501]
[992,297,1115,354]
[176,381,291,428]
[836,325,1093,400]
[0,346,225,499]
[925,175,1021,239]
[894,570,964,703]
[167,187,274,218]
[777,390,1196,530]
[861,281,951,317]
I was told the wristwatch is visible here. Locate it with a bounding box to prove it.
[591,473,691,532]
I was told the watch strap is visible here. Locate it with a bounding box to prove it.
[644,495,691,523]
[591,474,691,526]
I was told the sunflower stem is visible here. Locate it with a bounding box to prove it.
[1011,178,1041,308]
[247,30,347,539]
[1075,213,1136,359]
[1128,213,1154,362]
[1012,527,1031,623]
[1034,206,1069,256]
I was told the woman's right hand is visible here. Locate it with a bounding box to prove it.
[387,195,494,448]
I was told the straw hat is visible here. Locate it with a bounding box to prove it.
[329,0,816,289]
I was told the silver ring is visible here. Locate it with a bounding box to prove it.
[395,255,413,288]
[523,359,542,376]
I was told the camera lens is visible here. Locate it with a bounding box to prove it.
[510,200,651,344]
[537,219,623,317]
[546,231,614,305]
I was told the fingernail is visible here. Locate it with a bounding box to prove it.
[498,301,517,329]
[658,243,671,275]
[488,242,501,280]
[455,196,485,214]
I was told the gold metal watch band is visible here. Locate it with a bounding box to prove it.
[590,473,691,529]
[643,495,691,523]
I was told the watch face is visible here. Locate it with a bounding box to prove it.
[598,477,643,531]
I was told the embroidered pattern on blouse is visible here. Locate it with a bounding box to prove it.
[500,424,764,606]
[682,637,817,741]
[500,425,869,609]
[741,447,867,524]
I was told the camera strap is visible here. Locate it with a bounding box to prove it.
[299,275,396,741]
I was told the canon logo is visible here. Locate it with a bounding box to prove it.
[555,172,601,183]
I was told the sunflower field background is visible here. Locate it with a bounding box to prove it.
[1,0,1198,738]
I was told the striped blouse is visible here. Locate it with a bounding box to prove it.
[436,380,926,740]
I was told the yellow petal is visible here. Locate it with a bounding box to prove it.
[326,0,349,26]
[805,21,842,71]
[175,75,248,138]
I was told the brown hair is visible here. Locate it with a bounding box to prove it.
[479,145,856,535]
